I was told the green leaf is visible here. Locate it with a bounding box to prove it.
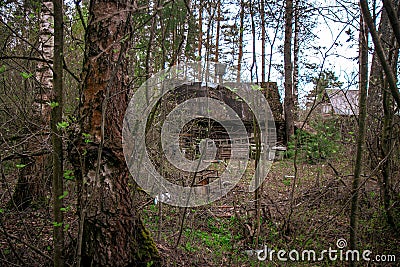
[58,191,69,199]
[0,65,6,74]
[63,224,70,232]
[48,101,59,108]
[251,84,262,91]
[120,35,129,44]
[52,221,63,227]
[57,121,69,129]
[16,164,26,169]
[283,179,291,186]
[60,206,71,212]
[82,133,92,143]
[63,170,74,180]
[82,133,91,138]
[20,72,33,79]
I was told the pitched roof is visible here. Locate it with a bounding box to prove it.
[326,88,359,115]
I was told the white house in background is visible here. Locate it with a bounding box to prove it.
[325,88,359,116]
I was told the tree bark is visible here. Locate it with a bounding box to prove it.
[250,0,258,82]
[284,0,294,143]
[198,0,203,59]
[237,0,245,82]
[215,0,221,64]
[293,0,300,115]
[145,0,158,80]
[73,0,161,265]
[364,1,392,169]
[361,0,400,231]
[360,0,400,108]
[178,0,192,64]
[382,0,400,46]
[349,11,368,265]
[381,21,399,232]
[52,0,64,265]
[260,0,266,83]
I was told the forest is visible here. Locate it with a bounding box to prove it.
[0,0,399,266]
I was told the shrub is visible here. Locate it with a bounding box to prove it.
[286,119,341,164]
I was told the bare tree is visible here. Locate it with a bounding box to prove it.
[237,0,245,82]
[284,0,295,143]
[349,9,368,265]
[198,0,203,59]
[360,0,400,108]
[292,0,300,115]
[382,0,400,46]
[215,0,221,64]
[51,0,64,265]
[360,0,400,230]
[260,0,266,83]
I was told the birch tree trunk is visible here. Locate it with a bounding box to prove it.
[178,0,192,65]
[10,0,54,209]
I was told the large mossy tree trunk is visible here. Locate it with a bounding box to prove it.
[75,0,161,265]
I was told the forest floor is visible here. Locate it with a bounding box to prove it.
[141,156,400,266]
[0,154,399,266]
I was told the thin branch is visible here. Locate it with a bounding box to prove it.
[0,19,53,72]
[0,55,81,83]
[74,0,87,31]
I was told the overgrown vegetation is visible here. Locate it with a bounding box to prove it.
[286,119,342,164]
[1,0,400,266]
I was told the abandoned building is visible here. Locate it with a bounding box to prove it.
[146,81,283,195]
[163,81,284,161]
